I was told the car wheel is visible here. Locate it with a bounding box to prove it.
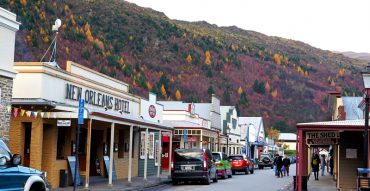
[250,168,254,174]
[223,170,228,179]
[232,170,235,175]
[172,180,178,185]
[245,167,249,175]
[258,165,262,169]
[271,165,273,169]
[213,173,218,183]
[228,173,232,178]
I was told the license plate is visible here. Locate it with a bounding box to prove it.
[183,166,193,170]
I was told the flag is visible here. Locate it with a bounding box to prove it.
[13,108,18,118]
[40,112,45,118]
[20,109,25,117]
[26,111,31,117]
[7,106,12,113]
[46,112,51,118]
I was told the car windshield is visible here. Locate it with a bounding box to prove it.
[0,139,11,160]
[229,156,243,160]
[212,153,221,161]
[174,150,203,162]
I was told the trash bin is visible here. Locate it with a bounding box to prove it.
[293,176,308,191]
[59,169,67,187]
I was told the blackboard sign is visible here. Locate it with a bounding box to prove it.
[67,156,82,185]
[103,156,117,180]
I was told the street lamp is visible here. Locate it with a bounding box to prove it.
[226,126,231,155]
[361,62,370,168]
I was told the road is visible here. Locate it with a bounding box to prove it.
[146,164,296,191]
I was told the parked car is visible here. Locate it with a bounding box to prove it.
[258,153,274,169]
[229,155,254,175]
[171,148,218,185]
[0,138,49,191]
[212,152,232,179]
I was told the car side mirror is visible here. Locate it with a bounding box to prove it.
[12,154,21,166]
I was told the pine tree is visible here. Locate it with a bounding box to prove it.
[207,85,215,95]
[239,90,249,106]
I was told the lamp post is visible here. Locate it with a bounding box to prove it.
[226,126,231,155]
[361,62,370,168]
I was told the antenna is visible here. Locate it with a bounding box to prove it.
[40,18,62,68]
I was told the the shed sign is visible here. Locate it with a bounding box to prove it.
[306,131,339,145]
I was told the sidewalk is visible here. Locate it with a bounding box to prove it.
[307,174,337,191]
[52,174,171,191]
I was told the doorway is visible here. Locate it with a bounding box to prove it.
[90,129,103,176]
[23,122,31,167]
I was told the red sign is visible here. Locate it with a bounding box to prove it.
[187,136,198,142]
[149,105,156,118]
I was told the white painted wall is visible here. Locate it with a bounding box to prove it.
[0,8,20,78]
[140,93,163,123]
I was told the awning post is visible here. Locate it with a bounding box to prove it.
[157,130,162,180]
[108,123,115,185]
[128,125,133,184]
[144,128,149,183]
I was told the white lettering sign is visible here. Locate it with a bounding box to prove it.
[57,120,71,126]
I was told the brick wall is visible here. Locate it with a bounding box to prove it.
[0,76,13,143]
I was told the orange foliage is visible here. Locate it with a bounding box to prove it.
[273,53,281,65]
[237,86,243,95]
[161,84,167,98]
[265,82,271,92]
[85,28,94,42]
[43,36,49,44]
[146,81,152,91]
[20,0,27,6]
[205,50,211,65]
[175,90,182,100]
[271,89,278,98]
[65,47,70,54]
[186,54,192,64]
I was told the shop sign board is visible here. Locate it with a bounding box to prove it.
[78,99,84,125]
[57,120,71,127]
[306,131,339,145]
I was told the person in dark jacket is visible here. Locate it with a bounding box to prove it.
[311,153,321,180]
[276,155,283,177]
[282,155,291,176]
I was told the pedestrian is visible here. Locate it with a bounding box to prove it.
[311,153,320,180]
[283,155,291,176]
[273,154,279,177]
[329,155,334,175]
[321,154,326,176]
[276,155,283,178]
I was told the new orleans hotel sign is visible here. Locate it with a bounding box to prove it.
[65,83,129,112]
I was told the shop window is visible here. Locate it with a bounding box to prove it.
[148,132,155,159]
[132,131,135,158]
[140,131,146,159]
[118,130,124,158]
[57,127,66,159]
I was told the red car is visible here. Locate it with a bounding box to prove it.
[229,155,254,175]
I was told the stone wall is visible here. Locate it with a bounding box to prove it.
[0,75,13,143]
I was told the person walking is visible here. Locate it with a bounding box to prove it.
[312,153,320,180]
[321,154,326,176]
[276,155,283,178]
[282,155,291,176]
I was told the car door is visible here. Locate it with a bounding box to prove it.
[206,150,216,177]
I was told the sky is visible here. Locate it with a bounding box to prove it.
[126,0,370,53]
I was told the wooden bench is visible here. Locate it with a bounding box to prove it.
[357,168,370,191]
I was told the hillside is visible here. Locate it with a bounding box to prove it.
[335,51,370,61]
[0,0,364,132]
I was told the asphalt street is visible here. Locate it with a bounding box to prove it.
[145,164,296,191]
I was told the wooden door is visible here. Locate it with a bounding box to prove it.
[23,123,31,167]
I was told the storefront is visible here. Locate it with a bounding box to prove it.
[9,61,172,188]
[296,120,364,191]
[220,106,243,155]
[159,101,220,152]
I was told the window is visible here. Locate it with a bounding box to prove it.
[155,140,159,166]
[118,130,124,158]
[140,131,146,159]
[149,132,155,159]
[57,127,66,159]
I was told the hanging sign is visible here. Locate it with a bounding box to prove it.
[78,99,84,125]
[306,131,339,145]
[57,120,71,127]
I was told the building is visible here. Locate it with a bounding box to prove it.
[0,8,20,143]
[9,61,173,188]
[220,106,243,155]
[159,96,220,152]
[238,117,266,159]
[276,133,296,151]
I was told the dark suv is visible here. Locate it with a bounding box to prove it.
[0,139,48,191]
[171,148,218,185]
[258,153,274,169]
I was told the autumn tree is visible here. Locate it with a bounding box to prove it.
[205,50,211,65]
[267,128,280,141]
[175,90,182,100]
[237,86,243,95]
[271,89,278,98]
[273,53,281,65]
[160,84,167,98]
[253,80,265,94]
[186,54,192,64]
[265,82,271,92]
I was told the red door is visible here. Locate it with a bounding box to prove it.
[161,142,169,170]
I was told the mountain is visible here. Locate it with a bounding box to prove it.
[0,0,364,132]
[335,51,370,61]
